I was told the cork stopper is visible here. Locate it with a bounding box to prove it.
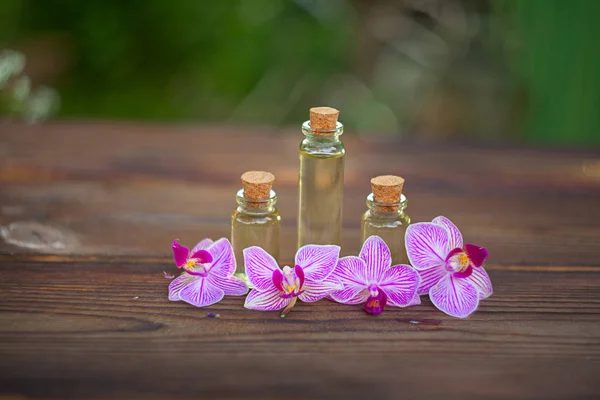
[241,171,275,207]
[371,175,405,212]
[310,106,339,133]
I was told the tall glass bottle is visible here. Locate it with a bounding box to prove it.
[361,175,411,265]
[298,107,345,248]
[231,171,280,280]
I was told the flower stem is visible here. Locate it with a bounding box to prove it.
[280,297,297,318]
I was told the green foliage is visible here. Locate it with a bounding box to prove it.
[3,0,598,144]
[2,0,353,122]
[497,0,600,144]
[0,49,59,122]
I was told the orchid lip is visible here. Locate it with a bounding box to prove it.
[445,247,474,276]
[185,269,208,277]
[445,247,463,263]
[273,265,305,298]
[364,287,387,315]
[183,260,211,277]
[453,265,473,279]
[281,290,304,299]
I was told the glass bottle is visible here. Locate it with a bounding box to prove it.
[231,171,280,281]
[298,107,345,248]
[361,176,411,265]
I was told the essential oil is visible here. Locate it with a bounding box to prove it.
[361,175,411,265]
[298,107,345,247]
[231,171,280,280]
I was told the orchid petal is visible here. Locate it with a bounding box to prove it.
[244,246,280,291]
[333,256,368,287]
[178,278,224,307]
[208,274,248,296]
[465,244,489,268]
[172,239,190,268]
[432,216,463,249]
[429,274,479,318]
[408,292,421,306]
[295,244,340,281]
[329,256,372,305]
[207,238,236,277]
[191,238,214,253]
[299,275,344,303]
[417,265,448,295]
[379,265,421,307]
[464,267,493,299]
[330,285,369,305]
[359,236,392,281]
[168,273,196,301]
[244,287,291,311]
[405,223,450,271]
[189,249,212,264]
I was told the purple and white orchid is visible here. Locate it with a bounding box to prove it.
[330,235,421,315]
[243,245,343,318]
[168,238,248,307]
[405,216,493,318]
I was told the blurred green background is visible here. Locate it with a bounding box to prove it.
[1,0,599,145]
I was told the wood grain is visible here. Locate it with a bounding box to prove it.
[1,121,600,399]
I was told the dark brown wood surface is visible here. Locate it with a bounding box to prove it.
[1,121,600,399]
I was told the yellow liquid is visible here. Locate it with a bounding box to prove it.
[361,211,410,265]
[298,150,344,247]
[231,210,280,276]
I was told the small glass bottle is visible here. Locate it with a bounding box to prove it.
[298,107,345,248]
[231,171,281,280]
[361,175,411,265]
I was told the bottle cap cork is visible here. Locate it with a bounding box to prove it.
[310,106,339,133]
[371,175,405,211]
[241,171,275,201]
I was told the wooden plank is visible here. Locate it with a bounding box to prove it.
[1,121,600,399]
[2,122,600,266]
[0,260,599,399]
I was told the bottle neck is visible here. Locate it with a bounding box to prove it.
[366,193,407,218]
[301,120,343,146]
[236,189,277,215]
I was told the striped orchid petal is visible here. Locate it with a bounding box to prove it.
[429,275,479,318]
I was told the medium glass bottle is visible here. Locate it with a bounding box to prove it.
[298,107,345,248]
[231,171,280,280]
[361,175,411,265]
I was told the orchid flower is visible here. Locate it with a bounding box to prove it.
[405,216,492,318]
[329,236,421,315]
[168,238,248,307]
[243,245,343,318]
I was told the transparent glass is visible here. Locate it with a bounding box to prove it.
[231,189,280,280]
[298,120,345,248]
[361,193,411,265]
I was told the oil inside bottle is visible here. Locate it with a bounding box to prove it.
[361,193,410,265]
[231,189,280,279]
[297,120,345,248]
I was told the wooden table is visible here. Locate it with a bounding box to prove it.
[1,121,599,399]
